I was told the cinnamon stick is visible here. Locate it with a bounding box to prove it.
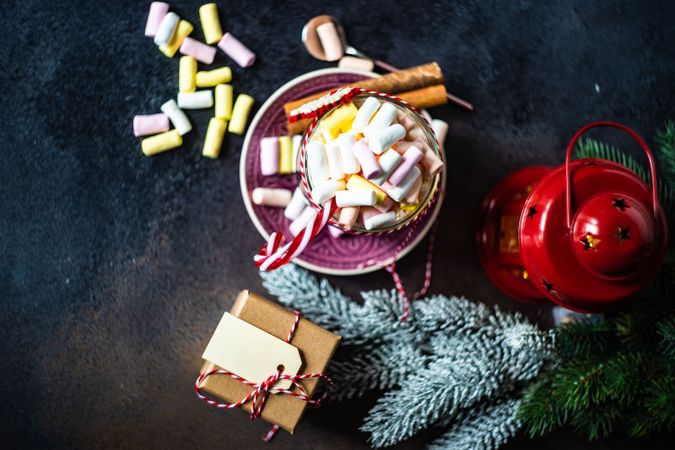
[283,62,444,118]
[286,84,448,135]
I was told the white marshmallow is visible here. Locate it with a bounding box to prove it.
[431,119,449,150]
[284,187,309,220]
[251,188,292,207]
[352,97,381,133]
[371,149,402,185]
[335,190,377,207]
[368,124,406,154]
[160,99,192,135]
[338,132,360,174]
[291,135,302,172]
[365,102,397,137]
[325,140,345,180]
[153,12,180,46]
[306,141,330,181]
[364,211,396,230]
[177,90,214,109]
[311,179,345,204]
[289,206,317,237]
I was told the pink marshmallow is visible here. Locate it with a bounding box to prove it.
[260,137,279,176]
[218,33,256,68]
[422,149,445,175]
[338,56,375,72]
[144,2,169,37]
[338,206,360,229]
[359,207,381,223]
[404,176,423,204]
[327,225,345,238]
[180,37,216,64]
[316,22,344,61]
[133,113,170,137]
[351,139,382,180]
[388,146,424,185]
[376,197,394,213]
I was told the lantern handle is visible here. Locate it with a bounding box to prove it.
[565,121,659,228]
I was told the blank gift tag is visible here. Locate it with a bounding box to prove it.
[202,313,302,391]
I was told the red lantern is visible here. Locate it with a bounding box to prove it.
[477,122,668,312]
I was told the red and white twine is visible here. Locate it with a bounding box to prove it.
[194,311,334,442]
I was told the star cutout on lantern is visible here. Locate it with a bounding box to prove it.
[527,205,538,219]
[615,226,631,242]
[580,234,600,251]
[542,279,554,292]
[612,198,629,211]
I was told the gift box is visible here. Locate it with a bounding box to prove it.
[197,290,341,433]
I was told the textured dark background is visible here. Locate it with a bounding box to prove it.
[1,0,673,448]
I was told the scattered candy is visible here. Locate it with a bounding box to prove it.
[177,90,214,109]
[316,22,344,61]
[284,187,308,220]
[306,141,330,180]
[259,137,279,176]
[325,140,345,180]
[337,132,360,174]
[351,139,382,179]
[338,56,375,72]
[180,37,216,64]
[160,99,192,135]
[145,2,169,37]
[311,179,345,204]
[179,56,197,92]
[364,211,396,230]
[159,20,193,57]
[335,190,377,207]
[202,118,227,158]
[352,97,380,133]
[431,119,448,149]
[388,145,423,185]
[218,33,256,68]
[196,67,232,87]
[278,136,293,174]
[371,149,401,185]
[291,135,302,172]
[251,187,292,207]
[154,12,180,46]
[215,84,233,120]
[199,3,223,44]
[133,113,170,137]
[141,129,183,156]
[228,94,254,135]
[368,123,406,154]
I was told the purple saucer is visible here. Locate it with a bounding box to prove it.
[240,69,445,275]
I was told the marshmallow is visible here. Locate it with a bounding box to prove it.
[177,90,214,109]
[311,179,345,204]
[371,149,402,185]
[133,113,169,137]
[202,118,227,158]
[179,56,197,93]
[159,20,193,57]
[215,84,233,120]
[353,97,380,133]
[338,206,360,229]
[364,211,397,231]
[154,12,180,47]
[359,207,382,223]
[338,56,375,72]
[228,94,255,135]
[346,175,388,207]
[431,119,449,149]
[422,149,444,175]
[252,188,292,207]
[278,136,293,174]
[284,187,308,220]
[319,103,357,140]
[306,141,330,181]
[196,67,232,87]
[327,225,345,238]
[199,3,223,44]
[368,124,406,154]
[316,22,344,61]
[180,37,216,64]
[325,140,345,180]
[218,33,256,68]
[335,190,377,207]
[351,139,382,179]
[141,130,182,156]
[289,207,317,237]
[160,99,191,135]
[403,176,422,206]
[259,137,279,176]
[397,112,417,132]
[382,166,421,202]
[388,145,424,185]
[338,132,360,174]
[291,135,302,172]
[365,103,397,136]
[376,196,394,213]
[145,2,169,37]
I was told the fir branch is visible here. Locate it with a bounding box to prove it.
[656,317,675,358]
[428,398,522,450]
[655,120,675,186]
[569,402,619,440]
[643,374,675,433]
[518,375,567,437]
[554,316,615,361]
[575,138,648,180]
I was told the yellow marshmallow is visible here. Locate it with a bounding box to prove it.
[159,20,193,58]
[346,175,387,206]
[202,118,227,159]
[228,94,254,135]
[141,130,183,156]
[199,3,223,44]
[196,67,232,87]
[319,102,357,140]
[179,56,197,93]
[279,136,293,174]
[215,84,233,120]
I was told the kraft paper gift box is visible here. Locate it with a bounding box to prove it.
[197,290,341,433]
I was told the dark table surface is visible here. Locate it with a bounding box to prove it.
[2,0,674,448]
